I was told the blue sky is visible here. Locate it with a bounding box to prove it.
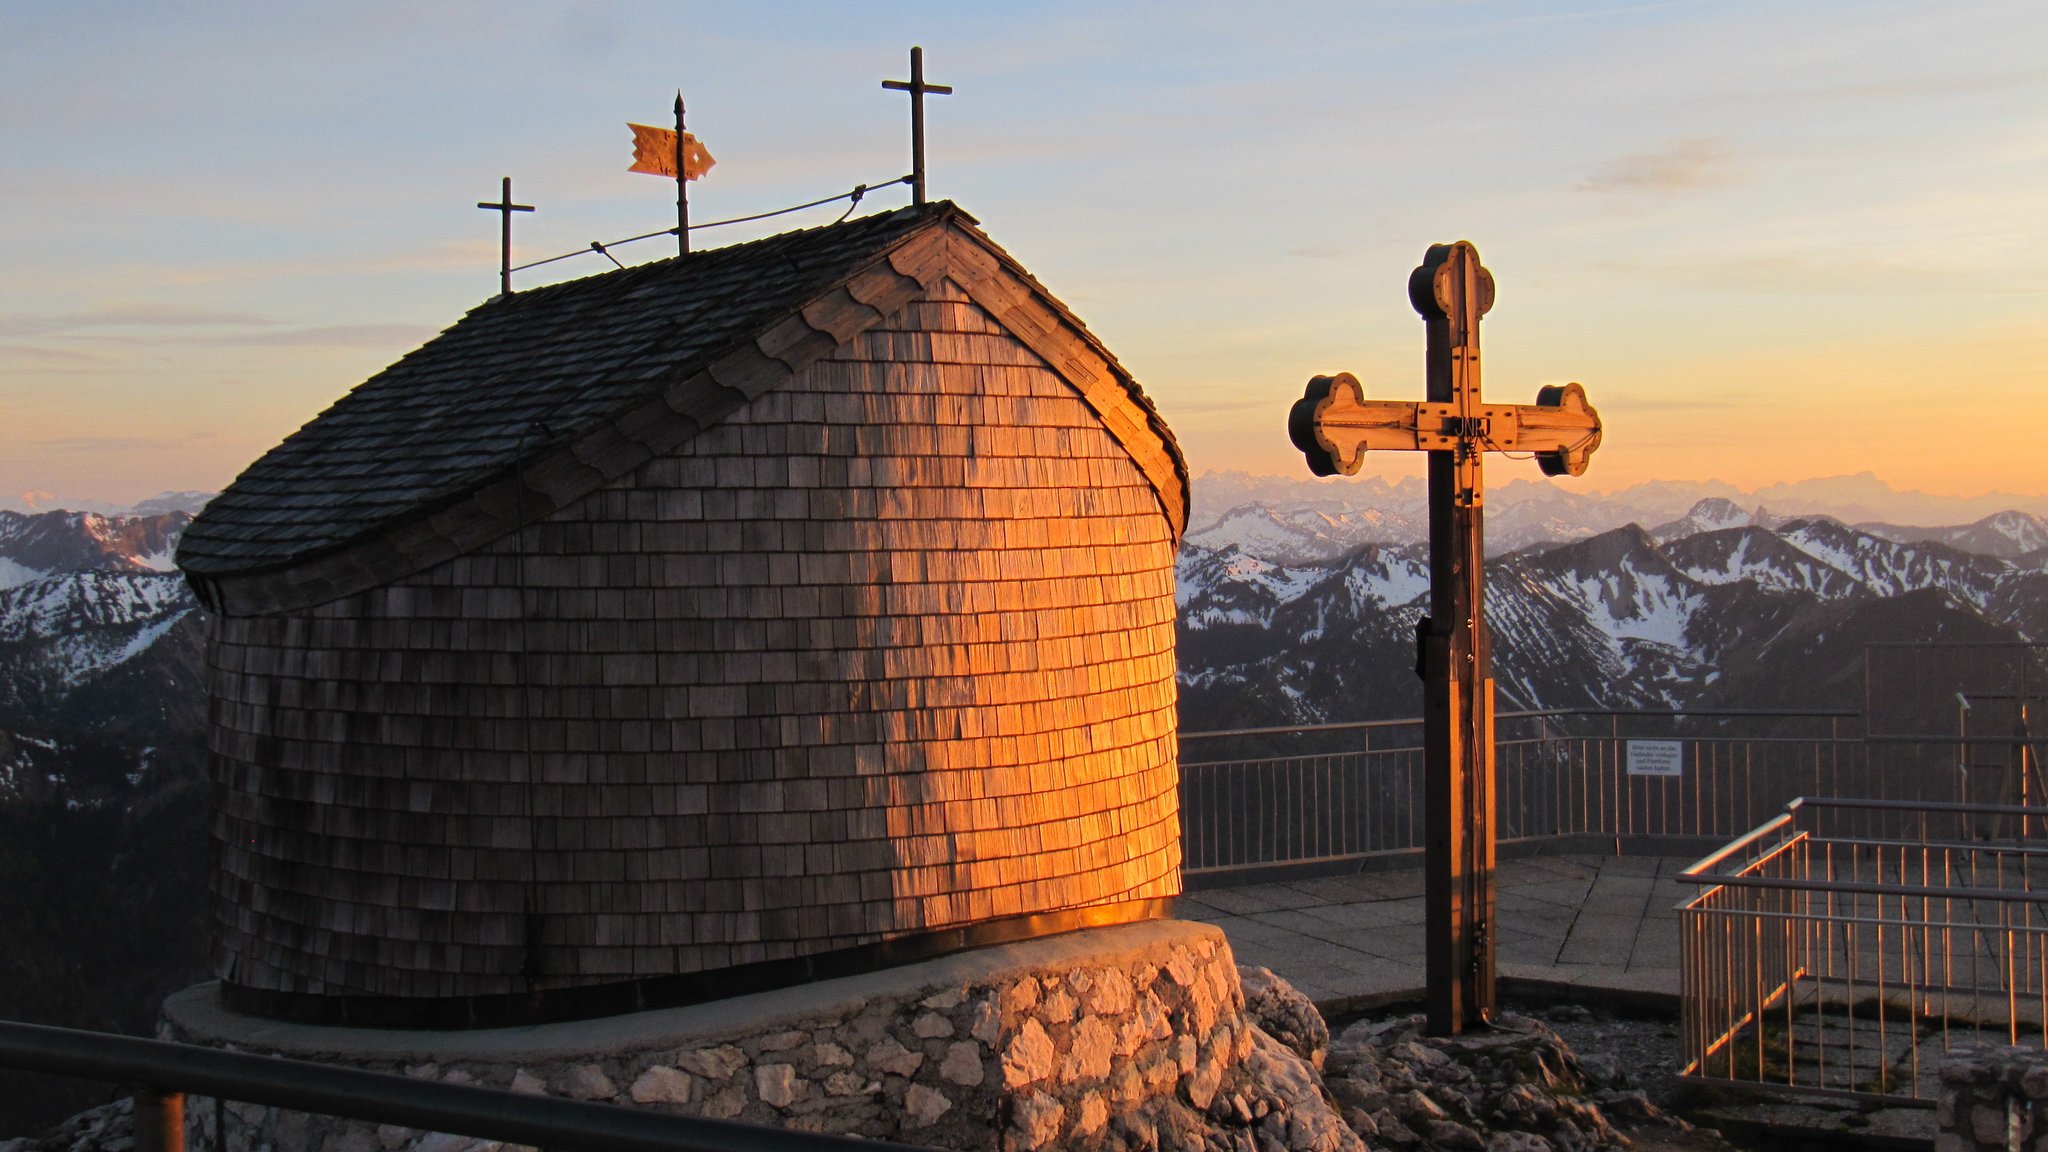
[4,1,2045,507]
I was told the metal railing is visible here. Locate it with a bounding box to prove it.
[1678,797,2048,1103]
[0,1020,923,1152]
[1177,708,1869,874]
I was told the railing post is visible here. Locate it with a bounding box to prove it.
[133,1089,184,1152]
[1611,712,1622,852]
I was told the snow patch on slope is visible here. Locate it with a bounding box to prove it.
[0,557,45,589]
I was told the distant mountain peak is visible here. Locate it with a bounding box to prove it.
[0,508,192,590]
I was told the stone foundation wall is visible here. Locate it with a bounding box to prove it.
[159,921,1358,1152]
[1939,1046,2048,1152]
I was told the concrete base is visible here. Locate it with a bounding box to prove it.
[161,920,1362,1152]
[168,920,1210,1066]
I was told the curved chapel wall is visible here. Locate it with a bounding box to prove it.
[204,281,1183,1000]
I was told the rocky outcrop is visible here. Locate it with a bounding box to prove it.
[1322,1013,1654,1152]
[1938,1045,2048,1152]
[0,1099,131,1152]
[1238,966,1329,1068]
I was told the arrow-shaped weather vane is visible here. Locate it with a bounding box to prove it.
[627,93,717,256]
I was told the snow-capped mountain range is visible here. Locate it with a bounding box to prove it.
[1189,476,2048,566]
[0,505,213,1139]
[1179,492,2048,729]
[0,510,200,725]
[4,480,2041,742]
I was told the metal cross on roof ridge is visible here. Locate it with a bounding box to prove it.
[882,46,953,207]
[476,177,534,297]
[1286,240,1603,1036]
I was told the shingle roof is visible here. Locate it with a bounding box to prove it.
[177,201,1186,609]
[180,205,960,577]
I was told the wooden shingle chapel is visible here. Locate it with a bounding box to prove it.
[176,57,1190,1028]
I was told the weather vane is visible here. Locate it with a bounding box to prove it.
[478,50,952,288]
[627,92,717,256]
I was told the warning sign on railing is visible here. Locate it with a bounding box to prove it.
[1626,739,1684,777]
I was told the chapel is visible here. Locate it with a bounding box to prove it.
[176,202,1188,1025]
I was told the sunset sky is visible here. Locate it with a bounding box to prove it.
[4,1,2045,511]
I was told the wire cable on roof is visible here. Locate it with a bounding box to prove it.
[507,174,913,276]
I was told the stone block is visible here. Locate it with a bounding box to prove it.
[1002,1019,1057,1088]
[904,1084,952,1126]
[628,1066,694,1105]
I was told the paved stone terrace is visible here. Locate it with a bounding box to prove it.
[1175,854,1695,1011]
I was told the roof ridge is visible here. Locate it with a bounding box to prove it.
[475,201,966,310]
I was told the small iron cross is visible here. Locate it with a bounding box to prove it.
[1286,241,1602,1036]
[476,176,534,296]
[882,46,952,206]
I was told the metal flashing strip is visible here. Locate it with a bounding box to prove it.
[220,898,1171,1030]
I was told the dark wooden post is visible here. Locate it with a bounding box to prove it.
[1289,240,1600,1035]
[132,1089,184,1152]
[1411,242,1498,1035]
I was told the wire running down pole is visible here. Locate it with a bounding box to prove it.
[675,92,689,256]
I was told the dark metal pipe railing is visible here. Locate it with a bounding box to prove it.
[0,1020,927,1152]
[1176,708,1875,872]
[1178,706,1860,741]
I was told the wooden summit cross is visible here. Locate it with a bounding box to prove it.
[1287,241,1602,1035]
[882,46,952,206]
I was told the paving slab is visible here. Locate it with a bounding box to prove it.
[1180,854,1691,1010]
[1293,901,1414,930]
[1509,855,1601,880]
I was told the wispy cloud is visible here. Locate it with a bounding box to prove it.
[1577,137,1743,198]
[160,239,501,287]
[32,435,191,454]
[0,316,430,354]
[0,343,108,367]
[1597,250,2045,295]
[1605,395,1752,411]
[1161,398,1281,417]
[209,323,434,349]
[0,304,278,338]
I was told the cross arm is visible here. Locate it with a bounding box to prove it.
[882,79,955,95]
[1288,373,1602,477]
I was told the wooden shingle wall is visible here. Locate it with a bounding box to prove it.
[206,278,1182,1000]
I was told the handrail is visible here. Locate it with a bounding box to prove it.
[1788,795,2048,817]
[1678,812,1797,878]
[0,1021,925,1152]
[1677,795,2048,903]
[1179,706,1857,741]
[1178,717,1420,739]
[1686,873,2048,905]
